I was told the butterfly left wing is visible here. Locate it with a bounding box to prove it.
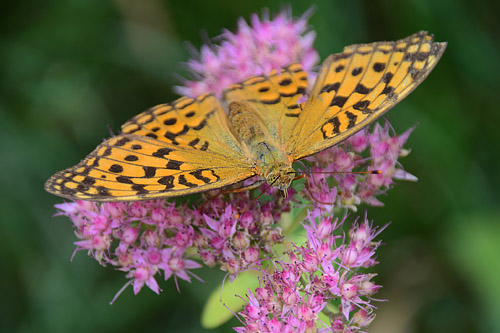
[222,63,308,147]
[288,31,447,160]
[45,135,256,201]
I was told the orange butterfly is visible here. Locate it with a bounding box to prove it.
[45,31,446,201]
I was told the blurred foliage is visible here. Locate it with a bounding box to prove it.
[1,0,499,332]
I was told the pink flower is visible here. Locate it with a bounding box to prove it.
[160,248,202,292]
[175,9,319,98]
[130,266,160,295]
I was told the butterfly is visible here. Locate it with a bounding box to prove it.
[45,31,446,202]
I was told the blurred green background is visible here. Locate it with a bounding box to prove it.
[1,0,499,332]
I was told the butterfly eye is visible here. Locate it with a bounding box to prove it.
[266,172,277,185]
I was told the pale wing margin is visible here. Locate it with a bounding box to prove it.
[45,135,256,201]
[288,31,447,160]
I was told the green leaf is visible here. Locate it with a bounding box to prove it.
[201,270,260,328]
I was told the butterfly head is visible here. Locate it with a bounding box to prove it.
[265,165,295,198]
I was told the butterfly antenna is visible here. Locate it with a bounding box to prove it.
[294,170,381,176]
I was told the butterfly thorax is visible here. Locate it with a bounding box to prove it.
[228,101,295,195]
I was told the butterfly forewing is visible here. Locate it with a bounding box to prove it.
[289,31,447,160]
[45,135,255,201]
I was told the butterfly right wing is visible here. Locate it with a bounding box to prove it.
[44,135,256,201]
[288,31,446,160]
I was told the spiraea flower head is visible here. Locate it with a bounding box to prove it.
[234,210,384,332]
[175,8,319,98]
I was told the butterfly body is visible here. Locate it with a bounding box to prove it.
[228,100,295,194]
[45,31,446,202]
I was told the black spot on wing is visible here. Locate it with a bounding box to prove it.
[373,62,386,72]
[382,86,395,97]
[82,177,95,186]
[200,141,209,151]
[345,111,357,129]
[100,148,112,157]
[152,147,173,158]
[178,175,197,188]
[279,78,292,86]
[320,82,340,93]
[351,67,363,76]
[115,137,131,146]
[191,170,212,184]
[143,166,156,178]
[125,155,138,162]
[109,164,123,173]
[158,176,175,189]
[163,118,177,126]
[354,84,371,94]
[188,138,200,147]
[166,160,182,170]
[382,72,393,84]
[321,117,341,139]
[97,186,110,196]
[76,184,89,192]
[353,100,370,111]
[116,176,133,184]
[330,96,348,107]
[132,184,147,194]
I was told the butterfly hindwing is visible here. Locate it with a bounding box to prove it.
[289,31,447,160]
[122,93,244,156]
[45,135,256,201]
[222,63,308,146]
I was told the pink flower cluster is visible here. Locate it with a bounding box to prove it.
[55,189,292,298]
[175,9,319,98]
[234,210,385,332]
[305,122,417,211]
